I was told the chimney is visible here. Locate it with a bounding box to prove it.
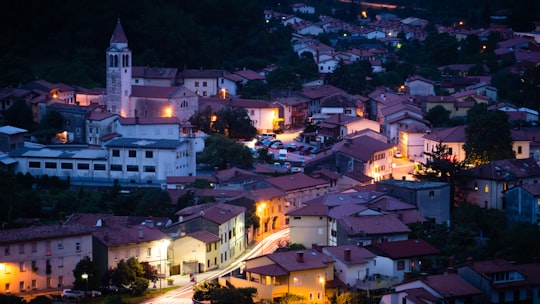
[344,248,351,261]
[138,227,143,239]
[296,251,304,263]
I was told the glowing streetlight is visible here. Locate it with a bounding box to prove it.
[81,273,88,298]
[159,239,170,294]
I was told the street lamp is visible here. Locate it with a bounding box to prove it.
[160,239,170,294]
[81,273,88,298]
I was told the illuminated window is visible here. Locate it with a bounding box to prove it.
[484,184,489,193]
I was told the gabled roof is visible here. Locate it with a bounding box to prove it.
[0,125,27,135]
[322,114,362,126]
[458,259,530,288]
[402,273,482,298]
[300,85,345,99]
[132,66,178,79]
[323,245,376,265]
[0,224,94,244]
[187,230,220,244]
[233,69,266,81]
[263,249,334,272]
[517,183,540,196]
[367,239,440,259]
[286,204,329,216]
[338,214,411,236]
[175,202,245,225]
[466,158,540,180]
[334,135,393,162]
[64,213,170,247]
[265,173,329,192]
[423,126,466,142]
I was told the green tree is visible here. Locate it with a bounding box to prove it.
[3,99,36,131]
[33,110,64,144]
[276,294,305,304]
[134,188,174,217]
[213,106,257,140]
[336,292,363,304]
[189,105,215,134]
[197,134,254,169]
[73,256,99,291]
[327,60,372,94]
[463,104,515,166]
[426,105,451,127]
[110,257,149,295]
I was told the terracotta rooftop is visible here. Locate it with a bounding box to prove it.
[265,173,329,192]
[175,202,245,225]
[367,238,440,259]
[334,135,393,162]
[0,224,94,244]
[286,204,329,216]
[415,273,481,297]
[187,230,221,244]
[338,214,411,236]
[110,19,128,44]
[260,249,335,272]
[466,158,540,180]
[323,245,376,265]
[300,85,346,99]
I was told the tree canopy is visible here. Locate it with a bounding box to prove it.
[463,104,515,165]
[197,134,254,169]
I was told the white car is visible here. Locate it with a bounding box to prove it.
[62,289,85,300]
[394,151,403,158]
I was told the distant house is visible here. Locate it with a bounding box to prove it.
[322,245,377,290]
[333,135,394,181]
[504,183,540,225]
[464,158,540,210]
[64,213,171,283]
[375,179,451,224]
[291,3,315,14]
[261,173,331,213]
[287,204,329,248]
[200,97,281,133]
[381,102,428,145]
[0,224,94,295]
[46,102,94,144]
[164,202,246,267]
[300,85,346,117]
[397,123,431,161]
[317,114,380,143]
[0,125,26,153]
[365,239,440,282]
[173,231,221,274]
[336,212,411,246]
[457,259,540,304]
[220,249,337,303]
[178,69,239,98]
[85,109,119,146]
[380,273,482,304]
[273,96,309,129]
[405,75,435,96]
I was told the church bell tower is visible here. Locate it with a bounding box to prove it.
[106,19,132,117]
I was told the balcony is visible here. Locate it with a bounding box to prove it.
[355,274,399,291]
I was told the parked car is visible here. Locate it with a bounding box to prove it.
[295,135,303,142]
[269,141,284,149]
[86,290,102,297]
[394,150,403,158]
[286,143,297,152]
[62,289,85,300]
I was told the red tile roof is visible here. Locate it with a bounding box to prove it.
[339,213,411,236]
[286,204,329,216]
[419,273,481,297]
[265,173,329,192]
[264,249,335,272]
[367,239,439,259]
[334,135,393,162]
[120,116,180,125]
[187,230,220,243]
[323,245,376,265]
[0,224,94,244]
[467,158,540,180]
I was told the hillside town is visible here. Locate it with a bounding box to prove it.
[1,1,540,304]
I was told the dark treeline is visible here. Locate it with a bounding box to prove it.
[0,0,290,88]
[1,0,538,89]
